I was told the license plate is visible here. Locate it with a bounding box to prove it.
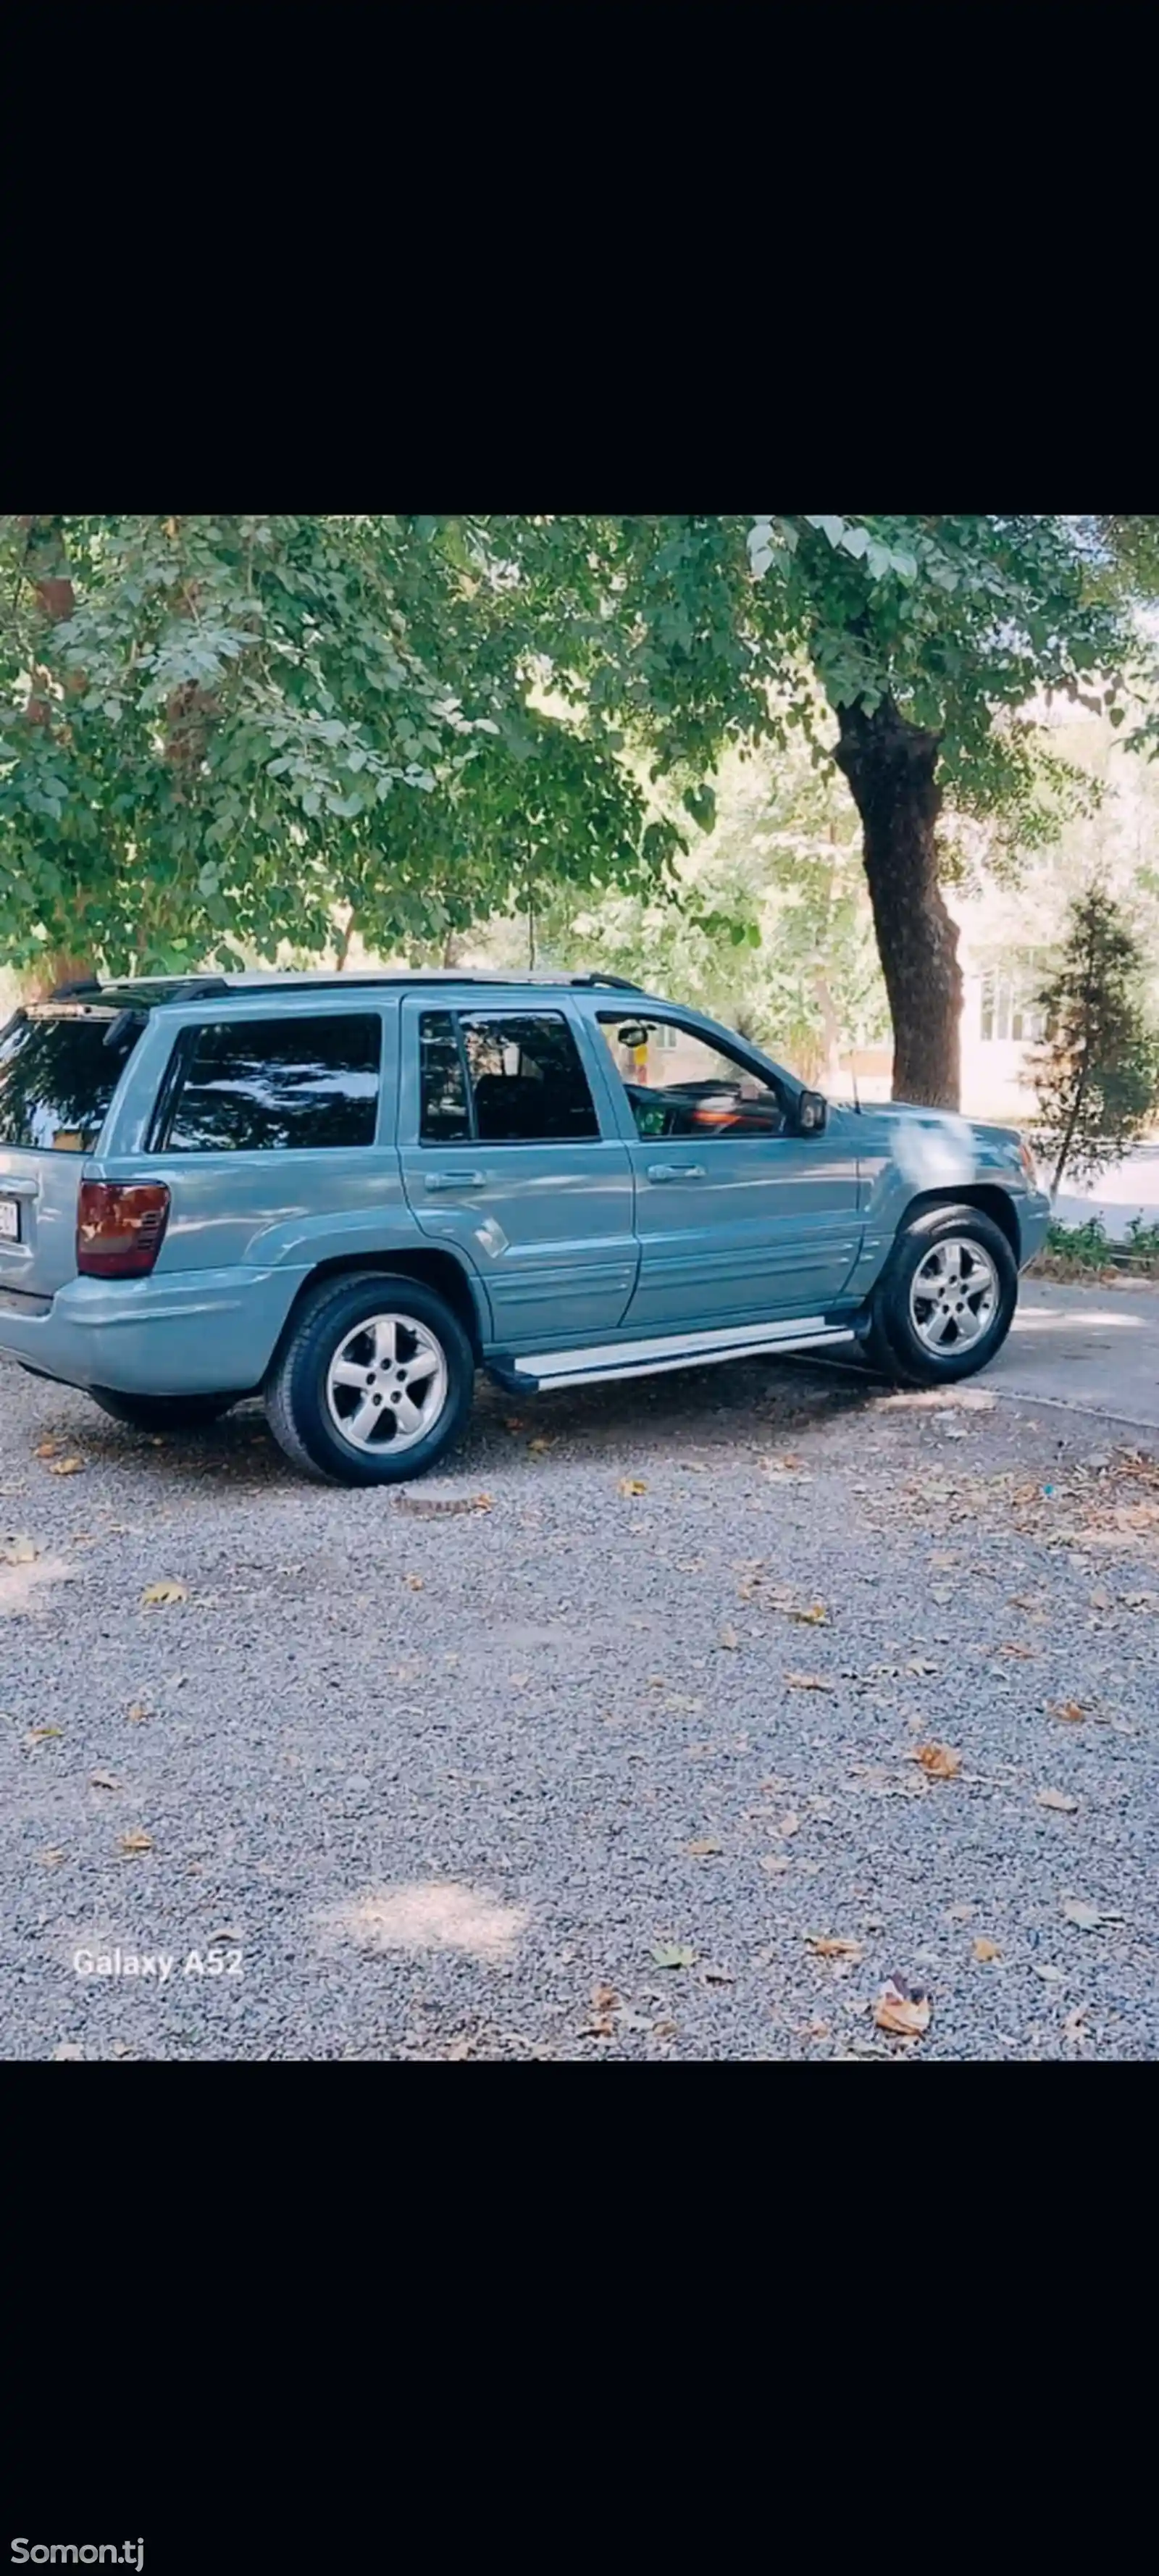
[0,1198,20,1242]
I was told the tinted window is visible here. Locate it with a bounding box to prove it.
[597,1014,787,1140]
[0,1010,143,1153]
[163,1015,382,1152]
[459,1013,599,1142]
[419,1012,470,1142]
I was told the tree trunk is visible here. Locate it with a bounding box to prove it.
[834,695,963,1109]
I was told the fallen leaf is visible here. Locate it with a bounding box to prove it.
[784,1671,835,1693]
[37,1847,67,1868]
[718,1626,740,1652]
[778,1811,801,1839]
[51,2043,85,2062]
[1049,1699,1087,1724]
[1063,2004,1090,2044]
[33,1440,58,1459]
[1060,1899,1105,1931]
[528,1437,556,1456]
[874,1977,931,2039]
[685,1837,723,1857]
[1037,1787,1079,1814]
[125,1702,151,1724]
[141,1580,188,1608]
[48,1456,85,1477]
[26,1725,63,1745]
[652,1941,697,1970]
[805,1935,862,1961]
[1,1535,39,1566]
[618,1478,648,1497]
[971,1936,1003,1964]
[118,1828,154,1856]
[913,1741,962,1780]
[88,1770,120,1791]
[787,1601,829,1626]
[403,1574,424,1592]
[997,1641,1037,1660]
[760,1854,792,1875]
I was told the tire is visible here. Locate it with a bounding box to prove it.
[264,1271,475,1486]
[90,1389,238,1432]
[869,1204,1018,1387]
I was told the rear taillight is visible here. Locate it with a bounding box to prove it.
[76,1180,171,1278]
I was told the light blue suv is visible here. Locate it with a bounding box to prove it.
[0,970,1050,1484]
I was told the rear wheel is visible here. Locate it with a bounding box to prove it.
[869,1205,1018,1386]
[90,1389,238,1432]
[264,1272,474,1486]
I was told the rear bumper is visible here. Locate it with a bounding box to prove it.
[0,1265,304,1397]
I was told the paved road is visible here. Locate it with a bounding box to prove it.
[1053,1145,1159,1241]
[3,1299,1158,2063]
[989,1276,1159,1430]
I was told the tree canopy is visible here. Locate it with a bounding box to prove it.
[1,514,1149,1105]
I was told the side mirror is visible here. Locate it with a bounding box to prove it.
[798,1090,827,1134]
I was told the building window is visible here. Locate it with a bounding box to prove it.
[979,957,1050,1045]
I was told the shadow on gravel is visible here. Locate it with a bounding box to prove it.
[27,1353,890,1497]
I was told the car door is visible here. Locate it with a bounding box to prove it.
[397,1000,637,1347]
[590,1007,863,1330]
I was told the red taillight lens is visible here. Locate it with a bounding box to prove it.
[77,1180,171,1278]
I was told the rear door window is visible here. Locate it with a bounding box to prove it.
[159,1015,382,1152]
[418,1010,600,1143]
[0,1010,143,1153]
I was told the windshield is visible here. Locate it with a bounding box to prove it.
[0,1010,143,1153]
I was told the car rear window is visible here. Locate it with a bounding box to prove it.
[160,1013,382,1152]
[0,1010,143,1153]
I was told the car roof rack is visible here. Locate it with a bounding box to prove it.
[48,975,103,1000]
[566,973,645,992]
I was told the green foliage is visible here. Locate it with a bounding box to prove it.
[526,733,890,1081]
[1,514,1150,1042]
[0,515,670,979]
[1039,1214,1159,1279]
[1030,888,1159,1190]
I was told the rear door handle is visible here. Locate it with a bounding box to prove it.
[424,1169,486,1192]
[646,1162,706,1182]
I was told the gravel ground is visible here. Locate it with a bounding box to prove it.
[2,1347,1157,2062]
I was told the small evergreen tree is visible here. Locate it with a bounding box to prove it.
[1032,889,1159,1193]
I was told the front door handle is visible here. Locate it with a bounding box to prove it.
[646,1162,706,1182]
[424,1169,486,1192]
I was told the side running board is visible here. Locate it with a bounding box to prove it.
[489,1316,857,1394]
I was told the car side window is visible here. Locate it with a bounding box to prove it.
[419,1010,600,1144]
[596,1013,788,1141]
[159,1014,382,1152]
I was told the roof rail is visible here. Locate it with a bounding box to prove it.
[49,975,103,1000]
[154,977,232,1004]
[566,973,645,992]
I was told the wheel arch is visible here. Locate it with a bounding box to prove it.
[269,1246,486,1375]
[894,1186,1021,1264]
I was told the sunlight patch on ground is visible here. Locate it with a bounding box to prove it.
[317,1881,528,1962]
[1010,1308,1146,1334]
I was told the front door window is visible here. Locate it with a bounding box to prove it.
[597,1014,788,1141]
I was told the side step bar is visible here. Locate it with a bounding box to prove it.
[490,1316,858,1395]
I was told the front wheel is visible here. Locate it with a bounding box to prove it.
[264,1273,475,1486]
[90,1389,238,1432]
[869,1206,1018,1386]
